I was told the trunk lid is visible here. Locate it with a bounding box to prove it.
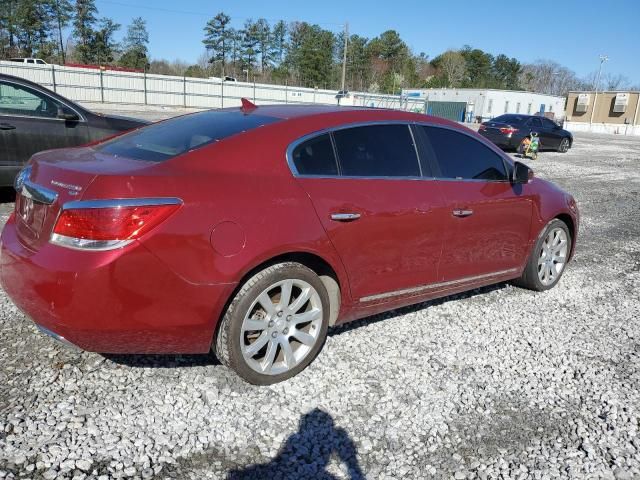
[15,147,153,250]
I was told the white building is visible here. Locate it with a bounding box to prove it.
[401,88,566,123]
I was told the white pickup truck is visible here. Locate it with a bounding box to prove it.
[9,58,48,65]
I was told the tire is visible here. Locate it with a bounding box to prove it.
[215,262,330,385]
[558,137,570,153]
[514,219,572,292]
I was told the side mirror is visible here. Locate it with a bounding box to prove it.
[57,105,79,121]
[512,161,533,184]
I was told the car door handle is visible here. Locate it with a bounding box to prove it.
[0,123,16,130]
[330,212,361,222]
[452,209,474,218]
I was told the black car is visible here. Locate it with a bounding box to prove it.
[0,74,149,186]
[478,114,572,153]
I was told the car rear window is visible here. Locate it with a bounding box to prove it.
[97,110,280,162]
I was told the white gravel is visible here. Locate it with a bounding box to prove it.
[1,131,639,479]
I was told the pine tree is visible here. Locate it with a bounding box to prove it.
[73,0,97,63]
[240,19,259,78]
[119,17,149,70]
[203,12,230,76]
[254,18,271,73]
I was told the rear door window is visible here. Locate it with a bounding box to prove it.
[420,126,508,181]
[332,124,420,177]
[527,117,543,128]
[291,133,338,176]
[97,110,280,161]
[0,81,61,118]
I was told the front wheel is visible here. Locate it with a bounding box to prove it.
[514,219,572,291]
[558,138,570,153]
[215,262,330,385]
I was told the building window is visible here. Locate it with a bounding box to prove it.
[549,105,553,112]
[504,101,509,113]
[527,103,532,114]
[516,102,521,113]
[487,99,493,114]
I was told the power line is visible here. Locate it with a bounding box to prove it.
[96,0,345,28]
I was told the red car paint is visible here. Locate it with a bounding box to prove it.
[0,105,579,353]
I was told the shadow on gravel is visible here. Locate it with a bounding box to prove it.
[330,282,508,336]
[227,408,365,480]
[102,353,220,368]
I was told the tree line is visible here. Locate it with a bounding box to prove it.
[0,0,149,70]
[1,3,636,94]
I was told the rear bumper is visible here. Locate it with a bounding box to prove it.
[1,216,235,354]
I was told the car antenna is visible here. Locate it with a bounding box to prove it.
[240,98,257,114]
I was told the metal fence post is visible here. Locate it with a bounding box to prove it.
[183,76,187,108]
[99,69,104,103]
[253,79,256,102]
[314,88,317,104]
[143,71,147,105]
[285,80,288,104]
[51,65,57,92]
[220,78,224,109]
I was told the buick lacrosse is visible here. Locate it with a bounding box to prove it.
[1,101,579,384]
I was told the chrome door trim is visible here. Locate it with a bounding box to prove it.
[359,267,520,303]
[330,212,361,221]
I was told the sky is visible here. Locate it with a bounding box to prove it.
[93,0,640,84]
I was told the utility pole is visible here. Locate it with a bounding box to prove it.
[590,55,608,125]
[340,22,348,93]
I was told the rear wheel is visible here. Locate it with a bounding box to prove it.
[558,137,570,153]
[215,262,330,385]
[514,219,571,291]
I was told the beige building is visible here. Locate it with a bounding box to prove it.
[565,91,640,135]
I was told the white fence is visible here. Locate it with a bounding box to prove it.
[0,61,428,113]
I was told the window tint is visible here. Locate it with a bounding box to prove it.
[0,81,60,118]
[292,134,338,176]
[491,114,527,125]
[333,124,420,177]
[421,126,508,181]
[541,117,557,129]
[527,117,543,128]
[98,110,280,162]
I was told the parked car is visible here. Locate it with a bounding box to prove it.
[1,103,579,385]
[478,114,573,153]
[9,58,48,65]
[0,73,149,186]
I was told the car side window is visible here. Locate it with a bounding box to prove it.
[541,118,557,129]
[332,124,420,177]
[527,117,543,128]
[0,81,60,118]
[420,126,508,181]
[291,133,338,176]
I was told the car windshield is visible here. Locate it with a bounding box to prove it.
[491,114,528,125]
[97,110,280,162]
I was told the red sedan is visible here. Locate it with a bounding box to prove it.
[0,103,579,384]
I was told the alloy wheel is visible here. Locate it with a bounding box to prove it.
[537,227,568,286]
[560,138,570,153]
[240,279,323,375]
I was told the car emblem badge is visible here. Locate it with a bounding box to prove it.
[51,180,82,195]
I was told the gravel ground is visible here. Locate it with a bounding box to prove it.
[1,131,639,480]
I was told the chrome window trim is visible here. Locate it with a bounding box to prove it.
[60,197,183,210]
[0,112,87,123]
[359,267,520,303]
[285,120,513,183]
[286,120,424,180]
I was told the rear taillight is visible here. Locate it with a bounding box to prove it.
[50,198,181,251]
[499,127,518,135]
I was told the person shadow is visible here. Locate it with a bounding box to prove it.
[227,408,366,480]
